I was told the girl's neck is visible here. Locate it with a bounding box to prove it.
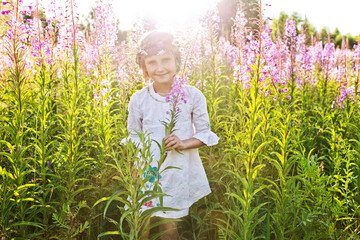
[153,82,173,96]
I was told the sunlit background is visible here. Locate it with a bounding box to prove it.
[24,0,221,32]
[108,0,221,31]
[23,0,359,35]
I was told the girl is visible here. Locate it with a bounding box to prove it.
[127,31,219,239]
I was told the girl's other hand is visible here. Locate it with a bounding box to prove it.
[164,134,185,151]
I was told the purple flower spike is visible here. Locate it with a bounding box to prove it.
[1,10,11,15]
[285,19,297,39]
[166,76,188,107]
[47,161,51,168]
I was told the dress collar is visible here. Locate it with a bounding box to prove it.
[148,83,167,103]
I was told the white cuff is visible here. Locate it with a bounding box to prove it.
[193,131,219,146]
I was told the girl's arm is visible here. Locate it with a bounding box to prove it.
[164,87,219,151]
[188,88,219,147]
[164,135,204,151]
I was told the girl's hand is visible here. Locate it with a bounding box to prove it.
[164,134,185,151]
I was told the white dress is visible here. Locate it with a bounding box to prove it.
[125,83,219,218]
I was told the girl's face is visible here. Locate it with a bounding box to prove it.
[144,52,177,86]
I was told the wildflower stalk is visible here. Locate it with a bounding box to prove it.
[221,3,269,238]
[53,45,88,238]
[96,132,176,239]
[221,52,268,239]
[321,40,335,108]
[267,110,299,239]
[356,65,360,95]
[354,41,360,94]
[51,3,91,236]
[0,0,42,236]
[33,63,56,221]
[85,2,120,234]
[29,1,58,231]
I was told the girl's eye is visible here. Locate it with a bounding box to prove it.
[162,58,172,63]
[146,61,156,66]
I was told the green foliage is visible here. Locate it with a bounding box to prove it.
[95,132,178,240]
[1,3,360,240]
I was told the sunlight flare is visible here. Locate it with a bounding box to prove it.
[112,0,221,30]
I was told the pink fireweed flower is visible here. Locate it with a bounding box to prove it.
[219,37,238,66]
[100,80,110,86]
[166,76,188,107]
[116,65,129,84]
[56,0,83,56]
[285,19,297,39]
[309,41,323,66]
[3,3,33,73]
[1,10,11,15]
[99,89,105,96]
[322,43,336,79]
[84,0,117,72]
[294,34,306,83]
[352,44,360,84]
[284,18,297,51]
[333,85,357,109]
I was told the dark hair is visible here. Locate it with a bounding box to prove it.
[136,31,181,79]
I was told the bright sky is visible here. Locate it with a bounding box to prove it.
[23,0,359,36]
[77,0,220,31]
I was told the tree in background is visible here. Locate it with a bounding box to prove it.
[270,12,313,41]
[217,0,237,40]
[271,12,359,49]
[217,0,261,41]
[81,7,127,43]
[301,17,316,46]
[320,27,328,44]
[333,30,358,49]
[271,11,291,39]
[239,0,261,32]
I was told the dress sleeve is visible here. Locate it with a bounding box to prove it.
[120,95,142,146]
[191,88,219,146]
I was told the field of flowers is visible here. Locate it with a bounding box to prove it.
[1,0,360,239]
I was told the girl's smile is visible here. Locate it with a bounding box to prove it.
[144,52,177,87]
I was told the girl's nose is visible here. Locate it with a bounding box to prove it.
[156,64,166,72]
